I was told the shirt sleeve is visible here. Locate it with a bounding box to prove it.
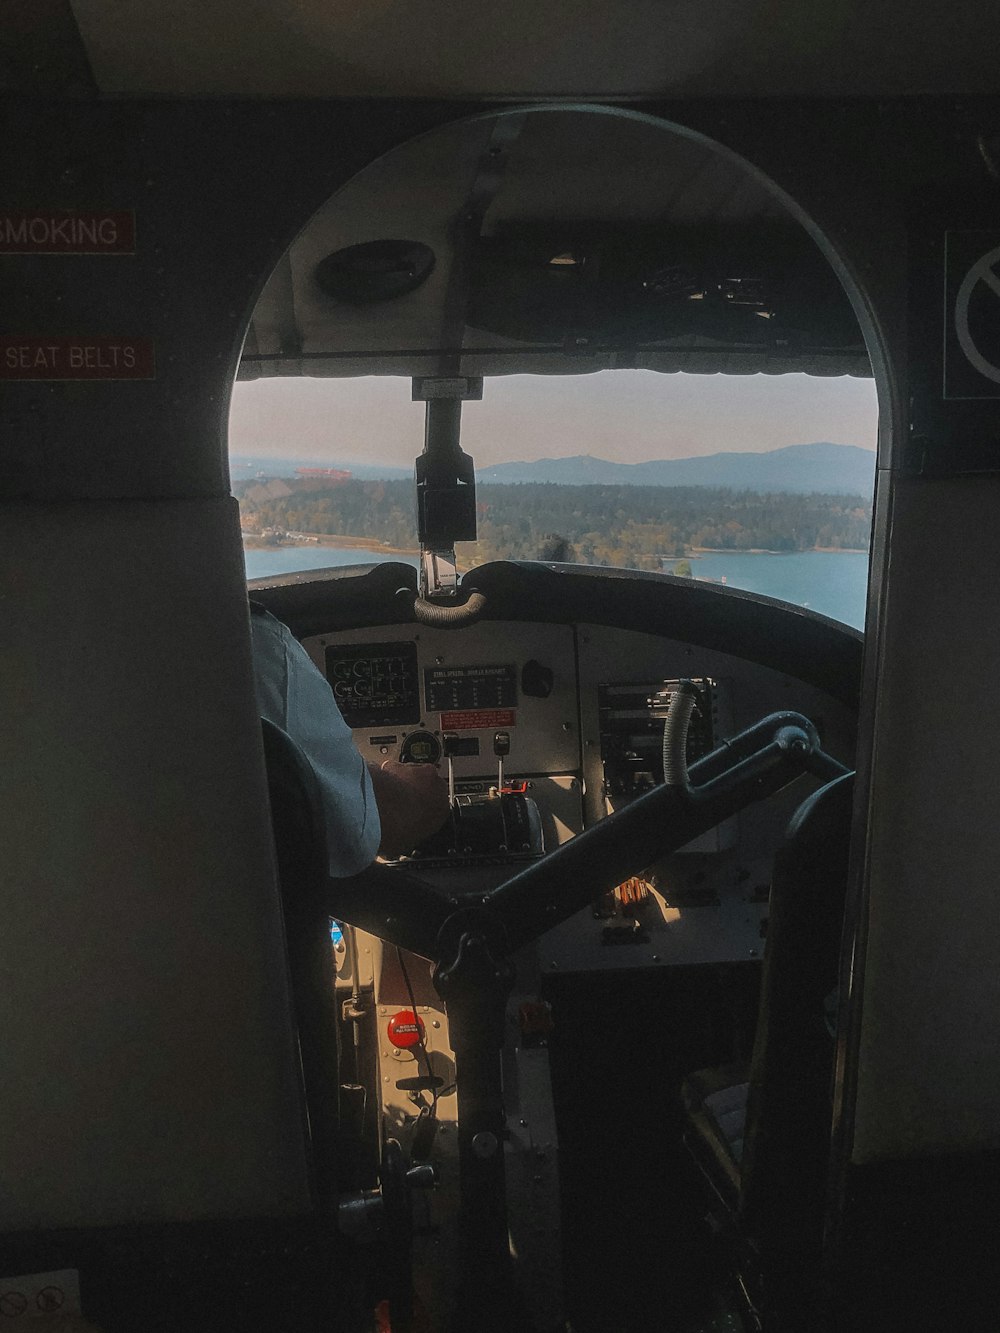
[250,608,381,876]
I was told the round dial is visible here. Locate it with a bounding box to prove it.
[399,730,442,764]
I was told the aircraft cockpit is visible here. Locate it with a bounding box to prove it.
[249,554,860,1329]
[236,107,866,1330]
[16,23,1000,1329]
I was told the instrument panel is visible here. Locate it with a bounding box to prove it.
[307,621,581,779]
[302,615,857,974]
[325,640,421,727]
[292,581,860,1330]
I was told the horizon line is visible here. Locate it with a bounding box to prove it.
[231,439,877,466]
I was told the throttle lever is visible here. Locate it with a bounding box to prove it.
[493,730,510,791]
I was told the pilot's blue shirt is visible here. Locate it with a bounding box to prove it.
[250,606,380,876]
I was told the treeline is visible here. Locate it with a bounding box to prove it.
[238,478,871,570]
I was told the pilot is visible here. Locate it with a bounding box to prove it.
[249,602,449,870]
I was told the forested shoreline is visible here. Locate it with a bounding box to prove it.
[236,477,871,570]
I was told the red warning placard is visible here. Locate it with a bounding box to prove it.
[0,211,136,254]
[440,708,516,731]
[0,337,155,380]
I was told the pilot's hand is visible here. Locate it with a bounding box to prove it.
[368,759,450,859]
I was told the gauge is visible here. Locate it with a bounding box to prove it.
[324,640,420,727]
[399,730,442,764]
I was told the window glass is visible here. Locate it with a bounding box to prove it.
[230,369,876,629]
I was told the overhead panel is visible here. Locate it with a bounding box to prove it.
[239,109,870,382]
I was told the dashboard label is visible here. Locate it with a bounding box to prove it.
[425,663,517,713]
[440,708,516,731]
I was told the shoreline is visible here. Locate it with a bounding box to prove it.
[305,531,420,554]
[688,546,867,556]
[243,532,868,558]
[243,530,420,555]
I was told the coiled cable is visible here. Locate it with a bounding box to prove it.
[661,680,700,787]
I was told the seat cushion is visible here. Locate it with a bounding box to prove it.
[681,1063,750,1211]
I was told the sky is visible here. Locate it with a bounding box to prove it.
[228,370,879,469]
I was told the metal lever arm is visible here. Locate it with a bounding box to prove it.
[484,711,837,953]
[325,713,844,965]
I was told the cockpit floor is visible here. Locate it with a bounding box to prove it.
[545,965,760,1333]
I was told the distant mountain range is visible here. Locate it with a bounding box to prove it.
[474,443,875,495]
[232,442,875,496]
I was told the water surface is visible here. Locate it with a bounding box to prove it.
[244,545,418,579]
[681,550,868,629]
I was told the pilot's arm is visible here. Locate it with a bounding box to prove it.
[367,757,450,859]
[249,605,447,872]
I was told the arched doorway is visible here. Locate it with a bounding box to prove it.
[229,104,888,1331]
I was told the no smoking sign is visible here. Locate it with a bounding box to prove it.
[943,230,1000,399]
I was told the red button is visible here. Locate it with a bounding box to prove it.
[387,1009,425,1049]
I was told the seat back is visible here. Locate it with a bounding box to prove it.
[739,772,855,1258]
[261,718,343,1214]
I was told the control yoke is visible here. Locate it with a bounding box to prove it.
[335,707,848,962]
[328,708,849,1331]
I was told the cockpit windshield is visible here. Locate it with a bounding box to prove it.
[230,368,877,627]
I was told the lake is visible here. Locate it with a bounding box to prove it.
[243,544,417,579]
[679,550,869,629]
[244,545,869,630]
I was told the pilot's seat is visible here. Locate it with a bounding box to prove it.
[261,717,345,1208]
[681,772,854,1322]
[262,719,438,1331]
